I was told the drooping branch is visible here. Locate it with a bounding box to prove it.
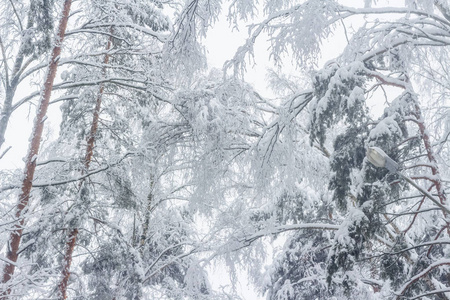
[232,223,339,252]
[410,288,450,300]
[395,260,450,299]
[0,152,135,193]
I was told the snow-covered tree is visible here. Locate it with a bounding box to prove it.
[3,0,450,299]
[223,1,450,299]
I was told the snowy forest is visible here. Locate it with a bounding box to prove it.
[1,0,450,299]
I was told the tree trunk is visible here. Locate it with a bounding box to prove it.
[413,103,447,206]
[1,0,72,297]
[0,15,34,150]
[57,35,112,300]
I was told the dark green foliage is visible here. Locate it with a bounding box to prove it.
[329,127,367,212]
[20,188,67,275]
[274,192,308,224]
[23,0,56,57]
[313,61,418,295]
[402,256,438,298]
[125,0,170,31]
[265,192,334,299]
[326,208,370,289]
[104,170,136,209]
[309,62,368,146]
[82,238,141,299]
[323,86,428,295]
[380,236,408,289]
[267,231,331,300]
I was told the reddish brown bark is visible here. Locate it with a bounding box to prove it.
[413,104,447,206]
[1,0,72,297]
[402,187,430,233]
[371,72,448,213]
[395,261,450,299]
[412,103,450,238]
[57,35,112,300]
[57,228,78,299]
[371,73,450,299]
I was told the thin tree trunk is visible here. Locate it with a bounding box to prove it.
[57,35,112,300]
[140,178,155,256]
[413,103,447,206]
[0,15,34,150]
[0,0,72,297]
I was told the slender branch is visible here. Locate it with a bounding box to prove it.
[82,22,169,42]
[142,247,198,284]
[65,29,132,46]
[8,0,24,31]
[435,0,450,22]
[0,152,135,192]
[410,288,450,300]
[398,173,450,214]
[403,185,432,233]
[237,223,339,248]
[339,6,450,27]
[395,260,450,299]
[0,146,11,160]
[36,159,67,166]
[426,225,448,257]
[11,77,152,112]
[0,36,9,88]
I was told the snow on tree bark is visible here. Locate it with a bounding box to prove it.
[57,33,112,300]
[1,0,72,296]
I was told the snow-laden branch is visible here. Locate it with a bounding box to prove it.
[65,29,132,46]
[238,223,339,247]
[0,146,11,160]
[0,152,135,192]
[224,5,302,75]
[255,90,313,166]
[410,288,450,300]
[339,6,450,27]
[82,23,169,42]
[395,259,450,298]
[11,76,172,112]
[142,246,198,284]
[19,56,146,84]
[49,94,79,105]
[372,239,450,257]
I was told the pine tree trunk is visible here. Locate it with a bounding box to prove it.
[57,35,112,300]
[413,104,447,206]
[1,0,72,297]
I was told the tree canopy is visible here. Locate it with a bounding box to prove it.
[1,0,450,299]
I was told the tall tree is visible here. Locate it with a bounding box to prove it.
[1,0,72,297]
[220,0,450,298]
[57,34,113,300]
[5,0,450,299]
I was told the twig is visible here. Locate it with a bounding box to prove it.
[0,146,11,160]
